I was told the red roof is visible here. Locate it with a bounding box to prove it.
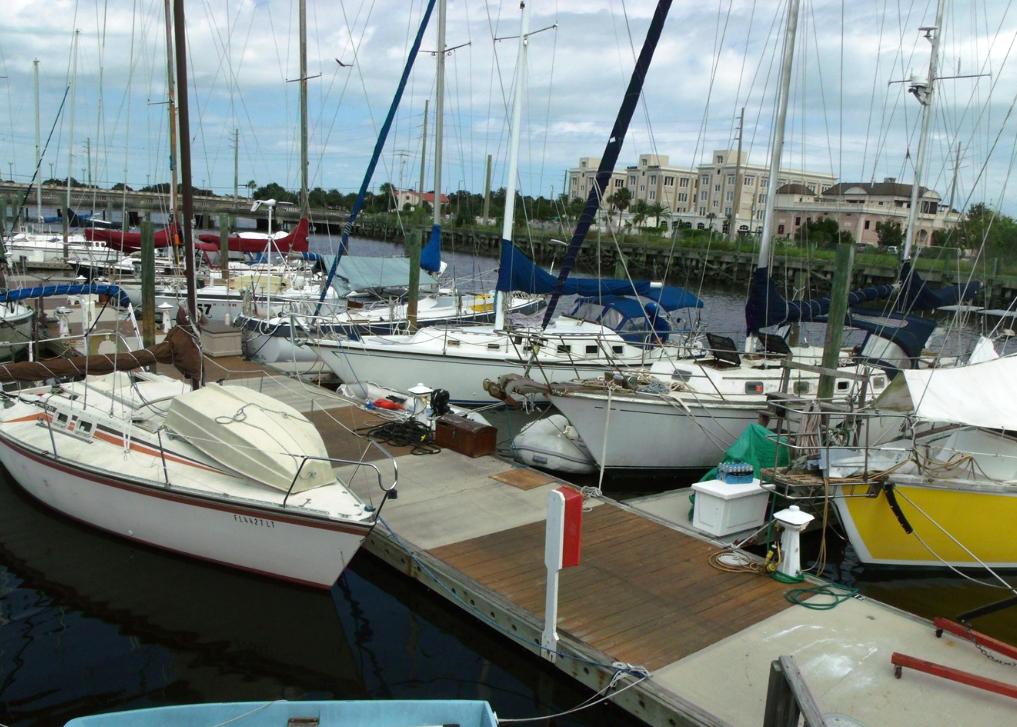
[420,191,449,204]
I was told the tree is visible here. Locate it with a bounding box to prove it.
[111,182,134,192]
[795,217,852,247]
[246,179,257,199]
[608,187,631,227]
[876,220,903,248]
[631,199,649,230]
[950,203,1017,254]
[648,202,666,229]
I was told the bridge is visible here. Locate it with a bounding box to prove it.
[0,182,349,231]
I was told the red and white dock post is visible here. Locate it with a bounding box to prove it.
[542,486,583,663]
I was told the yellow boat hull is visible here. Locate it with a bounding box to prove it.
[835,483,1017,568]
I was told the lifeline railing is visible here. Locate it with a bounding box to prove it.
[283,452,398,510]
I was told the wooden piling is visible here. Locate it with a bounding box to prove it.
[219,214,230,283]
[406,228,421,331]
[140,218,156,347]
[818,242,854,401]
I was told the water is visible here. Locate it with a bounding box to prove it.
[3,237,1015,723]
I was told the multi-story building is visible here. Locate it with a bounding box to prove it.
[567,150,836,232]
[771,178,958,246]
[687,149,837,233]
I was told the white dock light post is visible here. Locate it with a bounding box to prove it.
[158,302,175,333]
[542,486,583,663]
[773,505,814,579]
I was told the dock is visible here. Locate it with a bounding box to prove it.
[183,357,1017,726]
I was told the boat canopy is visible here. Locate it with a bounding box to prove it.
[568,295,688,344]
[330,255,438,295]
[899,260,981,311]
[497,242,702,311]
[894,355,1017,430]
[0,282,132,308]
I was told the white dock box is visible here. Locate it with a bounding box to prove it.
[691,478,769,537]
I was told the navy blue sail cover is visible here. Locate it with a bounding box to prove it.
[0,283,131,308]
[898,260,980,311]
[745,267,895,333]
[497,241,701,311]
[420,224,442,274]
[844,309,937,361]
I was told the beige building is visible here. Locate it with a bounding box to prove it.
[567,150,837,232]
[771,179,958,246]
[687,149,837,233]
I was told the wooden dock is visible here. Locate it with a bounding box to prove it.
[79,352,1017,724]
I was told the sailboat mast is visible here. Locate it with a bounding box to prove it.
[494,1,530,331]
[754,0,800,271]
[432,0,446,232]
[66,29,79,235]
[902,0,946,261]
[298,0,309,218]
[172,0,198,334]
[33,59,42,223]
[163,0,180,244]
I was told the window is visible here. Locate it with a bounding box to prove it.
[715,154,724,164]
[724,207,731,215]
[794,216,801,226]
[585,345,598,354]
[727,175,735,185]
[699,207,707,215]
[806,183,816,192]
[649,190,656,200]
[700,174,710,185]
[778,224,785,234]
[677,192,687,202]
[714,184,721,192]
[863,220,870,230]
[649,175,656,184]
[725,191,734,201]
[712,200,719,208]
[700,191,708,201]
[613,178,623,188]
[744,175,755,186]
[679,177,690,187]
[664,176,674,186]
[557,344,570,353]
[758,193,766,204]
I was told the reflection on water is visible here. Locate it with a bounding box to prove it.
[0,472,636,726]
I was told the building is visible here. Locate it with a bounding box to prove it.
[567,150,836,232]
[771,179,958,246]
[687,150,837,233]
[391,188,449,211]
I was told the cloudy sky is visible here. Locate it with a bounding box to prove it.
[1,0,1016,213]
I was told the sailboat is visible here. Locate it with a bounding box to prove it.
[304,1,704,404]
[230,0,536,372]
[0,2,389,589]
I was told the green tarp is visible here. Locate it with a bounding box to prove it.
[699,423,790,482]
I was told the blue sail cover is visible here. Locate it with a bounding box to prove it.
[420,223,442,273]
[0,283,131,308]
[898,260,980,311]
[745,267,895,333]
[497,241,702,311]
[845,309,937,361]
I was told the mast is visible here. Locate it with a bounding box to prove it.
[298,0,309,218]
[494,1,530,330]
[728,106,744,242]
[65,29,79,239]
[418,99,429,202]
[902,0,946,261]
[431,0,446,234]
[33,59,42,223]
[540,0,674,328]
[163,0,180,249]
[172,0,198,339]
[754,0,800,272]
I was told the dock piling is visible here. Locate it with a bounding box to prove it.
[140,218,156,347]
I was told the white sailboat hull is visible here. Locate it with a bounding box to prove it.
[0,432,368,589]
[550,392,761,471]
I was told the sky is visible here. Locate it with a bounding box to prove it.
[2,0,1017,214]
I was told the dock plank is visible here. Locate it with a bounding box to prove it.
[431,501,792,671]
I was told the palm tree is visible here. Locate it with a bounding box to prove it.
[609,187,632,228]
[246,179,257,199]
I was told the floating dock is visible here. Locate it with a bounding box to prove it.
[166,358,1017,726]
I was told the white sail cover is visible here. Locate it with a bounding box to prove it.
[165,383,335,492]
[902,354,1017,430]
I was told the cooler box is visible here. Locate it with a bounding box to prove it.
[691,478,769,537]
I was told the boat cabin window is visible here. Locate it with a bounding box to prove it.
[487,343,501,350]
[57,412,68,424]
[793,381,811,395]
[745,381,764,394]
[612,345,624,354]
[585,345,598,355]
[557,344,571,354]
[837,381,850,391]
[872,376,886,389]
[447,338,460,346]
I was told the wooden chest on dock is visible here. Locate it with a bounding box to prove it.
[435,414,497,457]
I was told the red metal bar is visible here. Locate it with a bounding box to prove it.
[891,652,1017,700]
[934,617,1017,661]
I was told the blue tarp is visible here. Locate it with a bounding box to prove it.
[569,295,679,343]
[0,283,131,308]
[745,267,895,333]
[496,241,703,311]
